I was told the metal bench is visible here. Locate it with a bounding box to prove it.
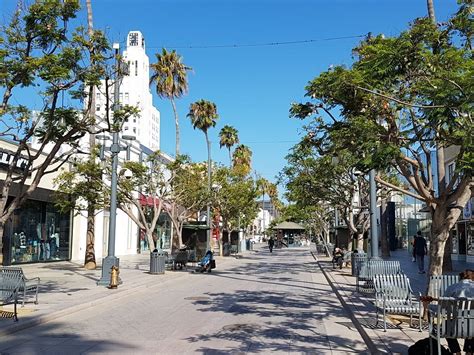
[429,297,474,355]
[165,251,188,270]
[230,245,238,255]
[0,272,21,321]
[374,274,422,332]
[357,260,402,293]
[428,275,460,299]
[0,267,40,307]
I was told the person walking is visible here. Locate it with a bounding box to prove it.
[268,236,275,253]
[413,231,427,274]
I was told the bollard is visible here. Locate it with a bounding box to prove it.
[108,265,119,289]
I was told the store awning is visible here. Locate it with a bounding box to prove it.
[272,221,305,230]
[182,223,210,231]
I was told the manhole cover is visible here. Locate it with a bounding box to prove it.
[184,296,210,301]
[222,323,260,332]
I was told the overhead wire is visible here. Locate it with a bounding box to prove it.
[119,34,366,50]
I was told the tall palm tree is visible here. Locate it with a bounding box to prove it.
[187,100,219,250]
[232,144,252,176]
[219,125,239,166]
[150,48,192,157]
[427,0,436,22]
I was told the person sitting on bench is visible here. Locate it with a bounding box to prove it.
[332,246,344,269]
[196,251,213,273]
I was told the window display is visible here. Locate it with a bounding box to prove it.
[7,199,70,264]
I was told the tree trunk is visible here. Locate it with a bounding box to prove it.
[443,233,453,273]
[146,229,156,252]
[0,223,4,265]
[380,199,390,258]
[205,131,212,252]
[356,233,364,251]
[84,0,97,269]
[426,0,436,22]
[84,205,96,269]
[171,98,180,157]
[426,198,466,294]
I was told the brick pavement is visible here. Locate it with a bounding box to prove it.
[0,245,366,354]
[1,245,472,354]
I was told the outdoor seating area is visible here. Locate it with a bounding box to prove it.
[164,250,189,270]
[0,272,20,322]
[0,266,40,307]
[428,297,474,355]
[356,259,402,293]
[317,246,474,354]
[374,273,422,332]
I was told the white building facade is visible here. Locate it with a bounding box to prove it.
[71,31,166,263]
[95,31,160,151]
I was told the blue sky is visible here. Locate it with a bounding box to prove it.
[1,0,460,189]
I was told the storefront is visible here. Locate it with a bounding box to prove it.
[0,140,72,265]
[451,197,474,262]
[2,195,71,265]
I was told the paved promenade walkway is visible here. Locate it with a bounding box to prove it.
[0,244,471,354]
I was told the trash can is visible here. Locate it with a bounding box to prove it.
[150,250,165,274]
[351,252,367,277]
[223,243,230,256]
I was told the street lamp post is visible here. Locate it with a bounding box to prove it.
[97,43,126,286]
[369,169,379,258]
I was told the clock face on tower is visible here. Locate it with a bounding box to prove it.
[129,33,138,46]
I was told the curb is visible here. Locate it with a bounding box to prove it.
[311,251,380,354]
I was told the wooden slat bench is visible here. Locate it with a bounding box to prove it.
[357,259,402,293]
[0,272,21,322]
[0,267,40,307]
[429,297,474,355]
[374,273,422,332]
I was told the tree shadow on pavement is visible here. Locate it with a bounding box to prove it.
[0,320,138,354]
[184,287,363,353]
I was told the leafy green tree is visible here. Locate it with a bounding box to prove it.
[115,153,171,251]
[165,156,209,251]
[232,144,253,176]
[0,0,110,264]
[290,3,473,277]
[280,142,372,250]
[219,125,239,166]
[56,151,173,252]
[212,166,259,241]
[150,49,192,157]
[54,149,107,225]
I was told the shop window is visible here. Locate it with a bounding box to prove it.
[7,199,70,264]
